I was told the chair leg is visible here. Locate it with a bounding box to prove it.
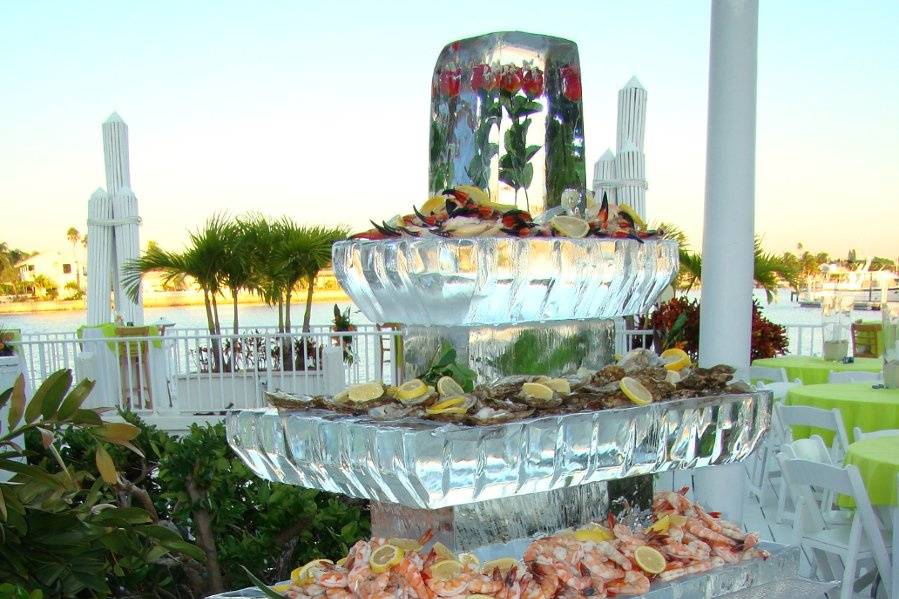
[776,477,790,523]
[840,551,859,599]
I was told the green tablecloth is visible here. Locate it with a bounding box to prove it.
[786,383,899,443]
[76,324,163,350]
[839,436,899,508]
[753,355,882,385]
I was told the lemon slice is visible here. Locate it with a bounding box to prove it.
[437,376,465,397]
[336,557,348,568]
[646,514,672,534]
[455,185,490,205]
[660,348,690,372]
[273,583,291,593]
[429,559,463,581]
[634,546,667,574]
[544,378,571,394]
[620,376,653,406]
[426,396,469,415]
[384,385,399,399]
[521,382,554,401]
[421,195,447,215]
[291,558,334,584]
[348,382,384,403]
[432,542,456,561]
[617,204,647,229]
[396,379,428,401]
[369,544,404,574]
[459,552,480,569]
[333,389,350,403]
[574,523,615,542]
[550,215,589,238]
[482,557,520,576]
[387,537,423,553]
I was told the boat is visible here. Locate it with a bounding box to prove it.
[798,258,899,309]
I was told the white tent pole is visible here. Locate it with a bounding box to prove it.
[693,0,759,524]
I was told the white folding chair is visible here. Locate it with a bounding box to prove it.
[774,436,842,524]
[735,366,789,385]
[746,379,804,501]
[853,427,899,442]
[775,403,851,462]
[780,459,892,599]
[827,371,883,384]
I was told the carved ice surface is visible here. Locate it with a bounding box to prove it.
[429,32,586,216]
[332,238,678,326]
[226,391,771,510]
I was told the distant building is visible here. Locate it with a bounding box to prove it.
[17,252,82,297]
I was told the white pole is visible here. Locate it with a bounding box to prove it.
[615,140,646,219]
[616,76,647,153]
[694,0,759,524]
[86,188,114,325]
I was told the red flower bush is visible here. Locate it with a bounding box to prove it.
[647,298,787,361]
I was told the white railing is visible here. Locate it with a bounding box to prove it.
[781,323,824,357]
[16,327,403,417]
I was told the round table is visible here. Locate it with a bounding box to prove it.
[786,383,899,443]
[840,436,899,595]
[753,355,882,385]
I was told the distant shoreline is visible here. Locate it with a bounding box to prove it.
[0,289,352,315]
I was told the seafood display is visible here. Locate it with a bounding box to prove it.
[271,489,768,599]
[349,185,662,241]
[267,349,750,426]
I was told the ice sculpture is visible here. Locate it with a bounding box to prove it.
[429,31,586,217]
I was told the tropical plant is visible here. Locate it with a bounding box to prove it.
[0,371,203,597]
[30,274,57,300]
[66,227,82,290]
[0,242,30,295]
[418,341,477,392]
[0,326,16,356]
[332,304,356,364]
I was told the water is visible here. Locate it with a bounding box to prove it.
[1,301,368,335]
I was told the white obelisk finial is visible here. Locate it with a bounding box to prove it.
[103,112,130,195]
[614,77,648,219]
[616,76,646,152]
[592,149,617,205]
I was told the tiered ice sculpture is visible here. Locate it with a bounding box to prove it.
[225,31,787,598]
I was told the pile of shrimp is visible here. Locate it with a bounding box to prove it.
[280,489,767,599]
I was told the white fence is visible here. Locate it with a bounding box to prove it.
[620,323,824,358]
[16,326,402,417]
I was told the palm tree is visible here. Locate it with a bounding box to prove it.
[66,227,82,290]
[239,215,288,330]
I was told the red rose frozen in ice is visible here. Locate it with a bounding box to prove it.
[521,68,544,97]
[500,66,523,94]
[439,68,462,97]
[560,65,582,102]
[470,63,497,91]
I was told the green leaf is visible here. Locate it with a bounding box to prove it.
[140,524,182,543]
[240,565,289,599]
[7,374,25,429]
[0,386,11,411]
[525,145,542,162]
[56,379,95,420]
[97,422,140,443]
[71,409,102,426]
[161,539,205,561]
[0,486,6,522]
[521,163,534,188]
[145,544,169,563]
[0,458,64,486]
[30,369,72,422]
[95,445,117,484]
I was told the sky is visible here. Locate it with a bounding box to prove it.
[2,0,898,260]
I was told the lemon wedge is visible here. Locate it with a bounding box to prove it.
[348,382,384,403]
[634,546,667,574]
[420,195,447,215]
[550,215,589,238]
[429,559,463,581]
[459,552,480,569]
[481,557,520,576]
[521,382,554,401]
[660,348,690,372]
[396,379,428,401]
[291,558,333,584]
[455,185,490,205]
[620,376,653,406]
[426,396,469,415]
[617,204,647,229]
[336,557,348,568]
[432,542,456,561]
[369,544,404,574]
[273,583,291,593]
[387,537,423,553]
[574,523,615,543]
[437,376,465,397]
[646,514,672,534]
[544,378,571,394]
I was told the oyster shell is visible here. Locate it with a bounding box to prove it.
[468,406,534,425]
[617,348,663,373]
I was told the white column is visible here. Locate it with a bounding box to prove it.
[694,0,759,524]
[616,76,647,152]
[112,187,143,325]
[615,140,646,219]
[103,113,130,194]
[86,188,114,325]
[592,149,617,205]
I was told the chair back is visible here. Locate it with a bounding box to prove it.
[115,326,150,359]
[827,370,882,384]
[736,366,788,384]
[851,322,882,358]
[775,404,850,459]
[757,380,801,402]
[779,459,892,596]
[852,426,899,442]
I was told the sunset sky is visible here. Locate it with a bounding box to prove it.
[2,0,897,259]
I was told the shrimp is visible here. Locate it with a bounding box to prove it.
[530,563,560,598]
[658,557,724,582]
[741,532,759,549]
[466,571,504,595]
[320,571,349,589]
[325,589,353,599]
[496,567,523,599]
[711,544,741,564]
[685,519,737,547]
[653,487,693,515]
[425,573,469,598]
[580,550,625,581]
[523,537,584,565]
[740,547,770,561]
[606,570,650,596]
[370,591,399,599]
[592,541,632,571]
[659,540,709,561]
[395,555,432,599]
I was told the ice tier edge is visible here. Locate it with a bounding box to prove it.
[331,237,679,326]
[226,390,771,510]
